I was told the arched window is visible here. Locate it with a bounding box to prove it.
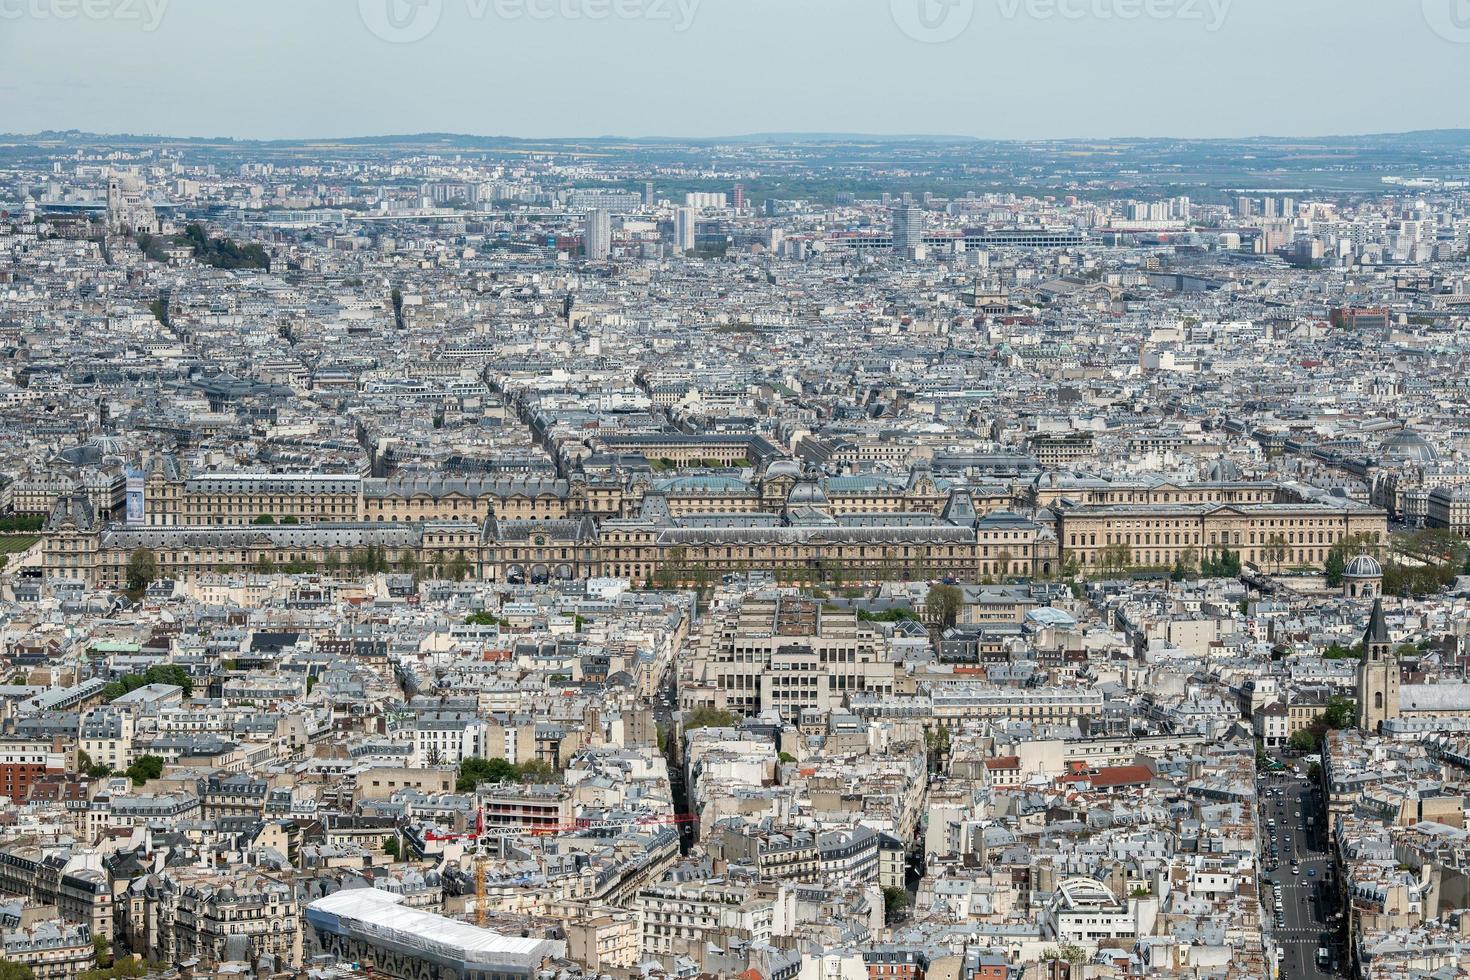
[1375,692,1384,711]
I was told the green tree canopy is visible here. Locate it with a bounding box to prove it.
[126,547,157,595]
[124,755,164,786]
[456,756,521,792]
[924,584,963,629]
[1288,729,1320,753]
[684,706,739,731]
[103,664,193,700]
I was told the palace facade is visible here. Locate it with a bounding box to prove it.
[41,461,1388,590]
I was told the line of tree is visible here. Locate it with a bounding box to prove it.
[1199,549,1242,577]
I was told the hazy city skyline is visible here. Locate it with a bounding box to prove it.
[3,0,1470,140]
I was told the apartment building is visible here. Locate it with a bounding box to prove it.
[685,595,895,718]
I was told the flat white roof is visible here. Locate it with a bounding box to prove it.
[306,888,561,967]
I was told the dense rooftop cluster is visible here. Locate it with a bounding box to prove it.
[0,134,1469,980]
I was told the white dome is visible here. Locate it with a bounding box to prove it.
[1344,554,1382,578]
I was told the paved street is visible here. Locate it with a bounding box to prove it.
[1259,772,1339,979]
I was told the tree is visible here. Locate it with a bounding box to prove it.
[684,706,739,731]
[252,514,276,525]
[882,885,910,924]
[1264,535,1288,573]
[102,664,193,700]
[1324,548,1346,588]
[124,755,164,786]
[1097,542,1132,577]
[446,553,472,582]
[1321,697,1356,730]
[126,547,157,595]
[857,607,919,623]
[456,756,520,792]
[1041,943,1086,968]
[924,725,951,773]
[0,961,36,980]
[516,759,556,783]
[1202,549,1243,578]
[1287,730,1319,753]
[925,584,962,630]
[92,934,112,968]
[382,837,400,859]
[78,959,145,980]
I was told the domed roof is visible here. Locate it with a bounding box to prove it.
[764,459,801,481]
[787,478,830,506]
[1344,554,1382,578]
[1380,428,1439,464]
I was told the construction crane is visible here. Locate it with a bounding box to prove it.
[420,811,697,844]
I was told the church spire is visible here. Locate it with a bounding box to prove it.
[1364,597,1389,649]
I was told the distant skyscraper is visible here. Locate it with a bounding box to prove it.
[1236,197,1253,219]
[584,209,611,261]
[733,183,745,212]
[891,205,925,257]
[643,181,655,206]
[675,207,696,253]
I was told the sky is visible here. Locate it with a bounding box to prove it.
[2,0,1469,140]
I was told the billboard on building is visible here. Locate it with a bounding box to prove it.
[124,469,146,526]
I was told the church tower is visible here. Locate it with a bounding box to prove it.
[1357,598,1400,732]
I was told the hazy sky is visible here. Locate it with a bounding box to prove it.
[2,0,1469,140]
